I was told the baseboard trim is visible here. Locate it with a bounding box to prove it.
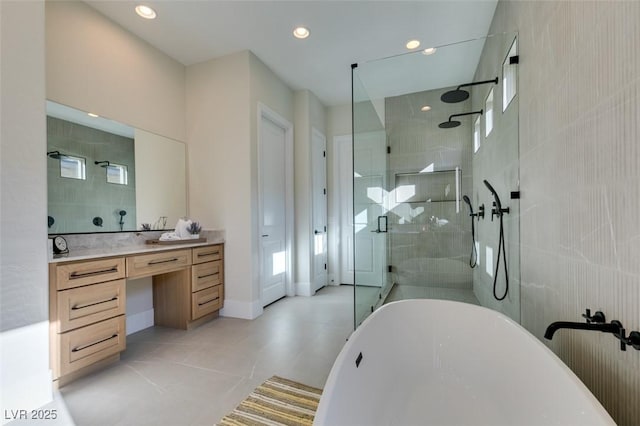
[126,309,154,335]
[220,299,263,320]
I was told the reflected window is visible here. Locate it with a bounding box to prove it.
[502,37,518,112]
[314,234,325,255]
[60,155,86,180]
[485,88,494,137]
[485,246,493,276]
[272,251,286,275]
[106,163,128,185]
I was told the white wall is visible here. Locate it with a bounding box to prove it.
[249,52,295,305]
[45,1,186,142]
[294,90,327,294]
[134,128,187,228]
[326,104,352,285]
[0,0,52,419]
[186,51,253,316]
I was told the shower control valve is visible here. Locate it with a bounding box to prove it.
[477,204,485,220]
[490,202,510,221]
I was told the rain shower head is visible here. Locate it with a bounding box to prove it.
[440,77,499,104]
[94,160,111,168]
[439,110,483,129]
[47,150,65,159]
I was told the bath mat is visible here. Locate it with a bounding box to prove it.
[217,376,323,426]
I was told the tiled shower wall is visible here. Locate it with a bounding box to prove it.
[491,1,640,424]
[47,117,136,233]
[385,90,473,290]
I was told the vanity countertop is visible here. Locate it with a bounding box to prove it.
[48,230,225,263]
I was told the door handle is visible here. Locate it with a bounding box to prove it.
[377,215,388,233]
[314,230,321,235]
[261,234,269,237]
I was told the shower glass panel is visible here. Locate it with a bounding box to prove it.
[352,32,521,328]
[352,70,392,327]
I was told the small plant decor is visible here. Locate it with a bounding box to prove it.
[188,221,202,236]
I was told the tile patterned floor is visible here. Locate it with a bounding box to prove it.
[56,285,353,426]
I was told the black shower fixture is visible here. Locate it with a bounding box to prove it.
[462,195,483,268]
[47,150,68,159]
[439,110,483,129]
[440,77,499,103]
[483,179,510,301]
[118,210,127,231]
[95,160,111,168]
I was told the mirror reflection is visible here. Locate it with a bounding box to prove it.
[46,101,187,234]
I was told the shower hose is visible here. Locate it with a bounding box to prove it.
[492,215,509,301]
[469,214,478,268]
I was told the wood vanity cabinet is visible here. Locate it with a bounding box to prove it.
[49,257,127,385]
[49,243,225,386]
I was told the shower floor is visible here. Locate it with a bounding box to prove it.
[384,284,480,305]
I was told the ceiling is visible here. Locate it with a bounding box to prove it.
[86,1,499,106]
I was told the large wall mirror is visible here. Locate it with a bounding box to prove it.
[46,101,187,234]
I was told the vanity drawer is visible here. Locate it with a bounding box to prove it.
[127,249,192,278]
[191,285,222,320]
[191,260,223,292]
[59,315,126,376]
[57,279,126,333]
[55,258,125,290]
[192,245,223,264]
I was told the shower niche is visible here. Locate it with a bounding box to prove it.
[352,32,520,327]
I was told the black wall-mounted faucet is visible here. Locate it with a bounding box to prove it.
[545,309,640,351]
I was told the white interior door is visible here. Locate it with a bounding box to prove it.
[337,133,386,287]
[260,114,288,306]
[312,128,328,292]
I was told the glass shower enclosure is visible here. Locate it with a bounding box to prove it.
[352,33,521,328]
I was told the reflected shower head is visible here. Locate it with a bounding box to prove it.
[47,150,64,159]
[439,110,483,129]
[440,77,499,104]
[462,195,474,216]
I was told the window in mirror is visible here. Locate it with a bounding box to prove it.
[473,115,481,153]
[502,37,518,112]
[485,88,494,137]
[60,155,86,180]
[106,163,128,185]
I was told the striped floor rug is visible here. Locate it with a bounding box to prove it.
[218,376,323,426]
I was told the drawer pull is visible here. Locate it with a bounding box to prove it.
[197,251,219,257]
[147,257,179,266]
[69,267,119,280]
[198,297,219,306]
[197,272,219,279]
[71,333,118,352]
[71,296,118,311]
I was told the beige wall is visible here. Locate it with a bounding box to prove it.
[0,0,52,417]
[492,2,640,424]
[45,1,186,142]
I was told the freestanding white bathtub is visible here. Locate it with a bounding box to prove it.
[315,299,615,426]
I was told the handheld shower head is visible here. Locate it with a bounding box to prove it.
[483,180,502,213]
[462,195,474,216]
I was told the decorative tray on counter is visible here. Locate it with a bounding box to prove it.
[145,238,207,245]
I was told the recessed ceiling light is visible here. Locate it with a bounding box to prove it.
[87,112,99,118]
[135,5,157,20]
[423,47,437,56]
[406,40,421,50]
[293,26,310,39]
[420,105,431,112]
